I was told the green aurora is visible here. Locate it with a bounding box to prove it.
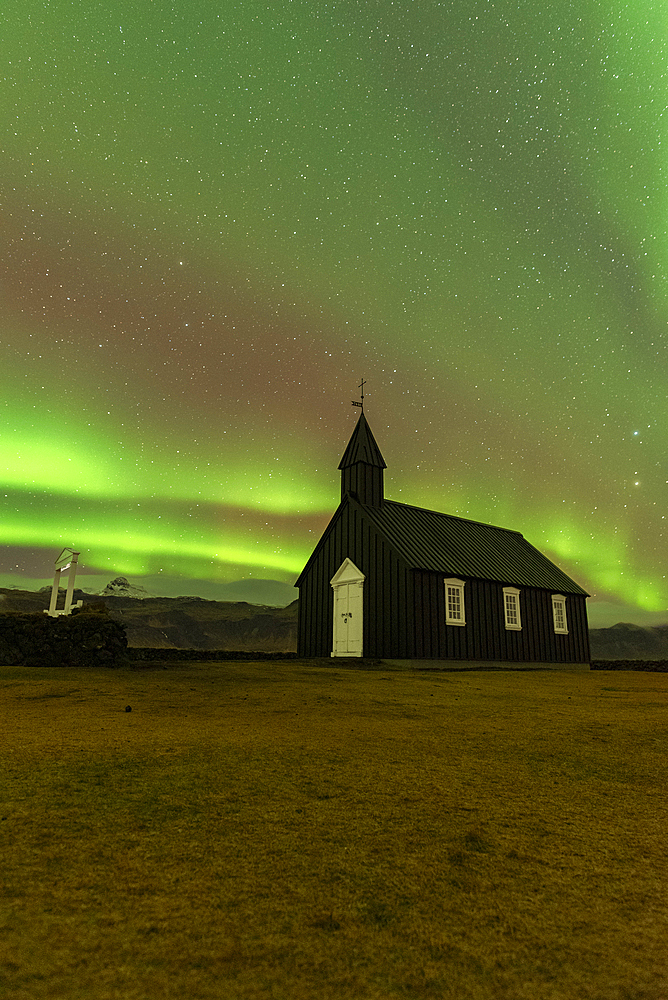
[2,1,666,623]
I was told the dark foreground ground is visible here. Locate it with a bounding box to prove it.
[1,660,667,1000]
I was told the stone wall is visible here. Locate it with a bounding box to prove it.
[128,648,298,661]
[0,604,128,667]
[590,659,668,672]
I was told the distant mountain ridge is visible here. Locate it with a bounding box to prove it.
[0,583,666,658]
[588,622,668,660]
[96,576,154,599]
[0,584,297,652]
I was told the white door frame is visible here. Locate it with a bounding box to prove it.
[330,558,365,657]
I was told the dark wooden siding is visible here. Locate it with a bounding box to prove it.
[340,464,384,507]
[363,522,413,658]
[411,572,590,663]
[568,594,591,663]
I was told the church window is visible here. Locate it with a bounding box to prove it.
[552,595,568,634]
[444,578,466,625]
[503,587,522,630]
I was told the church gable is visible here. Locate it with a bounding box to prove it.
[296,494,413,659]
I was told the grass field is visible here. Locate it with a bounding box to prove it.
[1,660,667,1000]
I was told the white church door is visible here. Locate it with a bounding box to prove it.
[330,558,365,657]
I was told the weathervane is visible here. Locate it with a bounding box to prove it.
[351,378,366,412]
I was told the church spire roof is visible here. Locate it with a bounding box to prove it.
[338,412,386,506]
[338,412,387,470]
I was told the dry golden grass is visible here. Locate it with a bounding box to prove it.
[1,660,667,1000]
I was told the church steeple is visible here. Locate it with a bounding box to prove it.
[338,412,386,506]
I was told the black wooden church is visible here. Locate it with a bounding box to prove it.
[295,412,590,668]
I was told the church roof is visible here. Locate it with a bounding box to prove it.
[357,498,588,594]
[338,413,386,470]
[297,412,587,595]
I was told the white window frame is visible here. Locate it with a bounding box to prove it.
[552,594,568,634]
[444,578,466,626]
[503,587,522,630]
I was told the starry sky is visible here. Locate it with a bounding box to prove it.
[2,1,666,626]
